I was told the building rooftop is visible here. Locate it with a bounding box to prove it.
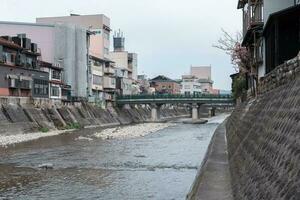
[150,75,177,83]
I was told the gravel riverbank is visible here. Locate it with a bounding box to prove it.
[94,123,175,139]
[0,130,74,148]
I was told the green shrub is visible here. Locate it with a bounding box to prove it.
[232,75,247,100]
[65,122,81,130]
[39,127,50,133]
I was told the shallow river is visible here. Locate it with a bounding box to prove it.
[0,114,228,200]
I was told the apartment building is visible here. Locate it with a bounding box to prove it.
[190,66,214,93]
[0,35,49,98]
[37,14,115,103]
[39,60,70,101]
[180,75,202,95]
[108,30,138,95]
[0,21,89,99]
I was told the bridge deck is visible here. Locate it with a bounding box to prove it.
[116,94,234,105]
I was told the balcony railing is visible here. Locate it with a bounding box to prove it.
[243,1,263,36]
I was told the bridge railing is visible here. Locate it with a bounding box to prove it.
[116,93,233,100]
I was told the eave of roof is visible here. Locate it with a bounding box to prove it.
[263,5,300,35]
[0,38,22,49]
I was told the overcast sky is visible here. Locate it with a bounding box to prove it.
[1,0,241,90]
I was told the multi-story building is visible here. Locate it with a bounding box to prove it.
[108,30,138,95]
[0,35,49,98]
[190,66,214,93]
[39,60,70,101]
[190,66,212,80]
[237,0,299,92]
[180,75,202,95]
[36,14,115,104]
[150,75,181,94]
[37,14,111,59]
[0,21,89,99]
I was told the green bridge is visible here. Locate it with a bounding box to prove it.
[116,94,234,121]
[116,94,234,105]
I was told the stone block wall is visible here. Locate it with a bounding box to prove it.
[226,55,300,199]
[259,53,300,94]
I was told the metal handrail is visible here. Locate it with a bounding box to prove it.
[116,94,233,100]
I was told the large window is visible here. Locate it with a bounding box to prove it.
[52,69,61,80]
[33,79,48,96]
[19,80,31,89]
[51,86,60,97]
[93,75,102,85]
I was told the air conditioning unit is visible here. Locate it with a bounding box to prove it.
[22,38,31,50]
[12,37,21,46]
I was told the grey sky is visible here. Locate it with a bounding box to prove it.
[1,0,241,90]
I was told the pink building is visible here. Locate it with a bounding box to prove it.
[36,14,111,59]
[190,66,212,80]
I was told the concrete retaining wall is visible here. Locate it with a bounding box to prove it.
[0,102,189,136]
[226,55,300,199]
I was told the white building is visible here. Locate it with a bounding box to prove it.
[180,75,202,95]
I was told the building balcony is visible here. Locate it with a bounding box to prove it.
[103,76,116,89]
[243,1,263,37]
[104,67,115,74]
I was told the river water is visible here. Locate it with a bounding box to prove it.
[0,114,228,200]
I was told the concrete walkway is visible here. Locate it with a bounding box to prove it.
[187,121,233,200]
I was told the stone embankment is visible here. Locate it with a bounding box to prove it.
[226,53,300,199]
[0,101,189,147]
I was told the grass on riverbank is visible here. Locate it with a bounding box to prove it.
[64,122,81,130]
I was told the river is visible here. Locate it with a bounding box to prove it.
[0,114,228,200]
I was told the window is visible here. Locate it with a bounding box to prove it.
[19,80,31,89]
[26,57,33,67]
[184,85,191,89]
[51,86,60,97]
[93,60,101,67]
[33,79,49,96]
[52,69,61,80]
[111,78,115,85]
[104,31,110,40]
[93,75,102,85]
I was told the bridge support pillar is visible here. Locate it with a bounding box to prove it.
[151,104,161,122]
[209,107,216,117]
[192,104,199,120]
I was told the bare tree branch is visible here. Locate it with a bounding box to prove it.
[213,29,251,73]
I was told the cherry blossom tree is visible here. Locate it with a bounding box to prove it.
[213,29,251,74]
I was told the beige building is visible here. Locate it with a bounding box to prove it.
[190,66,212,80]
[37,14,110,59]
[108,30,138,95]
[190,66,214,94]
[37,14,116,104]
